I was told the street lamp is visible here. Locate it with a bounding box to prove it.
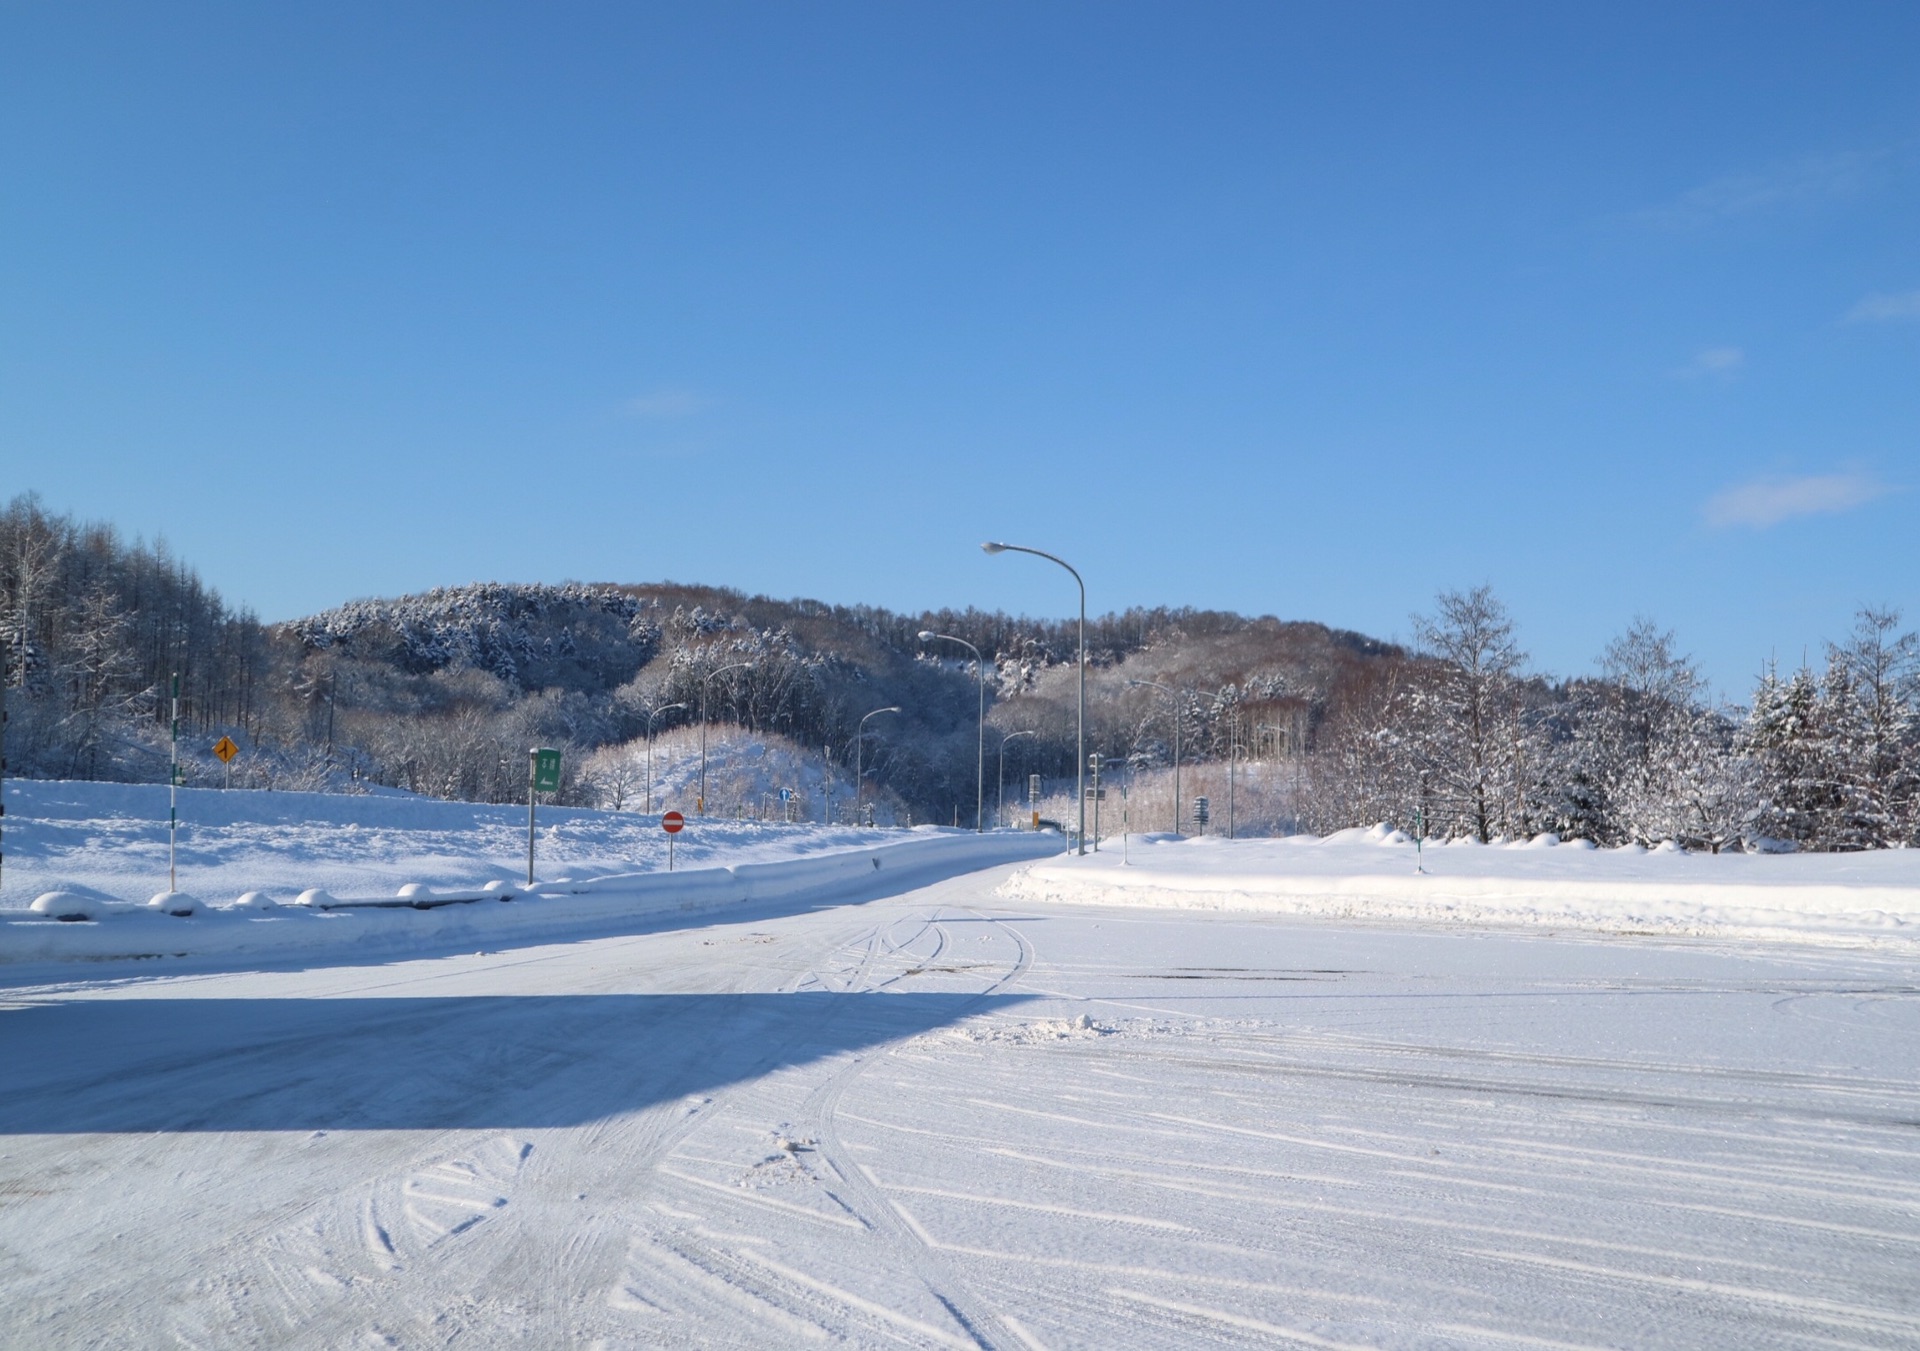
[854,705,901,824]
[919,630,985,832]
[1128,678,1183,835]
[698,660,753,815]
[643,702,687,814]
[983,541,1086,855]
[997,728,1038,827]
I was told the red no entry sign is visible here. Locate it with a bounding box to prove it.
[661,811,685,834]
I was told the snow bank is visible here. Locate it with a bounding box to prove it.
[1001,831,1920,946]
[0,780,1059,964]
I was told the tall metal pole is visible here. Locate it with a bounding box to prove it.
[998,728,1036,829]
[527,747,537,885]
[853,705,900,825]
[983,543,1086,855]
[698,661,752,815]
[919,631,985,831]
[169,672,179,893]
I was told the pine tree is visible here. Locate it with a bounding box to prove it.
[1744,663,1828,848]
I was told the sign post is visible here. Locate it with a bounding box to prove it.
[662,809,684,870]
[1028,772,1041,831]
[1087,754,1102,851]
[1193,794,1211,836]
[528,747,561,884]
[213,735,239,789]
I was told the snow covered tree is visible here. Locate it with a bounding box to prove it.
[1404,586,1532,841]
[1821,608,1919,847]
[1743,662,1829,848]
[1563,619,1727,847]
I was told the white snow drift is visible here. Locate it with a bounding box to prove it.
[1003,824,1920,945]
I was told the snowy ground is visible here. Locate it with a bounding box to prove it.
[1007,828,1920,949]
[4,847,1917,1348]
[0,779,948,912]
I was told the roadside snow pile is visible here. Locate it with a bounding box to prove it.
[1002,828,1920,946]
[0,779,1058,964]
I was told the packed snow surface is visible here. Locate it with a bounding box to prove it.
[2,788,1916,1347]
[1005,826,1920,947]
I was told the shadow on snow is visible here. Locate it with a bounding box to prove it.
[0,990,1033,1134]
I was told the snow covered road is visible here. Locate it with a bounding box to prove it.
[4,862,1918,1349]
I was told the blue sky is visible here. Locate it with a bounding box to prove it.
[3,2,1915,696]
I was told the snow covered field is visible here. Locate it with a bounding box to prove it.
[0,780,1058,963]
[0,779,970,912]
[3,787,1917,1348]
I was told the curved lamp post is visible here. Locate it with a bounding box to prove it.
[643,702,687,814]
[1128,678,1183,835]
[983,542,1086,855]
[997,728,1038,827]
[698,661,753,815]
[919,630,985,832]
[854,705,902,824]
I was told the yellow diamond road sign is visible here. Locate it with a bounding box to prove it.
[213,736,239,764]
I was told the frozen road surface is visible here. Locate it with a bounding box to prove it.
[4,861,1918,1349]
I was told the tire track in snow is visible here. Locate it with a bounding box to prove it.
[774,903,1042,1349]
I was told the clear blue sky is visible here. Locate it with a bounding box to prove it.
[3,2,1915,696]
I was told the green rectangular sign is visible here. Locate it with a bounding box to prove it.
[532,747,562,793]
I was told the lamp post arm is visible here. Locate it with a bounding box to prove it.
[983,543,1085,855]
[921,631,987,833]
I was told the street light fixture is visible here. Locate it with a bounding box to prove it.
[919,630,985,832]
[642,702,687,814]
[1128,678,1184,835]
[854,705,902,824]
[983,541,1086,855]
[698,660,753,815]
[997,728,1038,827]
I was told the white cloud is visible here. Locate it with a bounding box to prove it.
[1704,470,1892,529]
[624,388,708,418]
[1635,150,1887,229]
[1674,347,1745,379]
[1844,289,1920,323]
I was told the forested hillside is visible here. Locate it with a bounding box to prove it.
[5,493,1917,850]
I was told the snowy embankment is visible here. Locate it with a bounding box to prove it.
[1003,825,1920,945]
[0,780,1059,964]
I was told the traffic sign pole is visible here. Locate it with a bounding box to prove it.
[662,810,685,871]
[527,748,562,885]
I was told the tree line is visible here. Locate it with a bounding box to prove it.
[5,494,1914,850]
[1294,587,1917,852]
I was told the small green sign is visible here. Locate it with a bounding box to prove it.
[532,747,562,793]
